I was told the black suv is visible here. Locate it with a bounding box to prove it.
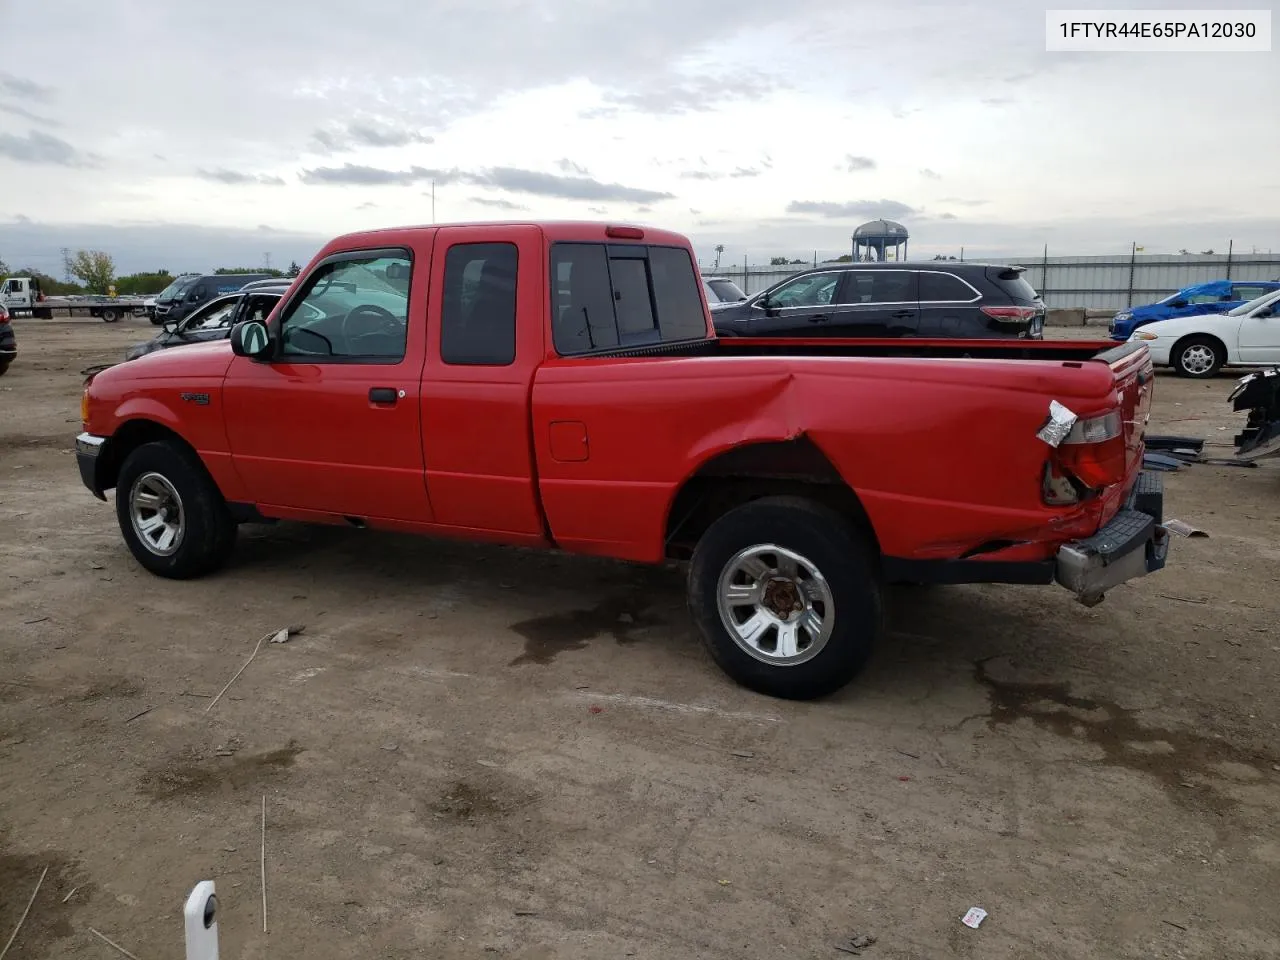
[710,262,1044,339]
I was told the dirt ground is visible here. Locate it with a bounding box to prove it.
[2,315,1278,960]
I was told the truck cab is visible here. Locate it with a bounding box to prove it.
[1,276,53,319]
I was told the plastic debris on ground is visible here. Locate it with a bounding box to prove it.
[961,907,988,929]
[1164,519,1209,538]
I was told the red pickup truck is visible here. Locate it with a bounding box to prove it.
[76,221,1170,700]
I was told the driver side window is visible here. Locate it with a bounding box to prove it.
[279,252,411,362]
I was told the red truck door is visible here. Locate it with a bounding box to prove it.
[221,244,434,523]
[418,224,546,538]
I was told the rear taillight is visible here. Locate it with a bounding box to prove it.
[1061,410,1122,445]
[981,305,1038,322]
[0,307,9,324]
[1042,409,1128,503]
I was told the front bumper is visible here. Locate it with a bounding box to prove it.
[1055,471,1168,606]
[76,432,108,501]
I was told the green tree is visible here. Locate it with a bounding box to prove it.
[114,271,175,296]
[214,266,285,277]
[286,260,301,277]
[0,255,9,277]
[68,249,117,294]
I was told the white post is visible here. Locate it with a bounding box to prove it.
[184,881,219,960]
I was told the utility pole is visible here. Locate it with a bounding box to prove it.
[263,252,272,272]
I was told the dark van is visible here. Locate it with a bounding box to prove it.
[151,273,277,326]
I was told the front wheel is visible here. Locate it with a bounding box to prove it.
[101,307,121,323]
[688,496,882,700]
[115,441,237,578]
[1172,336,1224,378]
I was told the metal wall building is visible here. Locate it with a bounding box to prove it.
[702,252,1280,311]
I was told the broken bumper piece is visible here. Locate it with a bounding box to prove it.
[1055,471,1168,607]
[1229,368,1280,461]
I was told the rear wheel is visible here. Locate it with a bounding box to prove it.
[1172,336,1224,378]
[688,496,881,700]
[115,441,236,578]
[101,307,122,323]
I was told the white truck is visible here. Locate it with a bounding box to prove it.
[1,275,149,322]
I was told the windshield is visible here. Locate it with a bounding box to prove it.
[179,297,239,333]
[157,277,197,302]
[1227,288,1280,317]
[706,278,745,302]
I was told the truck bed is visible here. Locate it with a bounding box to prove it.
[587,335,1139,365]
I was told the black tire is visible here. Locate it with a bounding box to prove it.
[688,495,882,700]
[34,307,53,320]
[150,316,164,326]
[1172,335,1224,379]
[0,362,9,377]
[114,441,236,579]
[101,308,121,323]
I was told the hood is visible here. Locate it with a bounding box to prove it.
[96,338,234,384]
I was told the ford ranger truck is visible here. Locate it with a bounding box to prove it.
[75,221,1169,701]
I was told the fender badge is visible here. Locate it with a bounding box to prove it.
[180,392,211,405]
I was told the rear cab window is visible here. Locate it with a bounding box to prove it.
[551,243,707,355]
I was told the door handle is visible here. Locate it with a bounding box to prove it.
[890,310,913,319]
[369,387,398,404]
[808,314,830,322]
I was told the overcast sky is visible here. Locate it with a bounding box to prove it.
[1,0,1277,275]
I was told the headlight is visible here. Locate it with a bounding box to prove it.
[1133,331,1159,341]
[1114,313,1131,322]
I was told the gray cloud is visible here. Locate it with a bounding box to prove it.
[920,168,942,180]
[311,120,435,153]
[196,168,286,186]
[0,72,53,102]
[299,163,442,186]
[300,163,673,203]
[844,155,876,171]
[0,102,61,128]
[596,69,785,116]
[356,201,378,210]
[786,199,917,219]
[556,159,590,175]
[940,197,989,207]
[680,166,760,181]
[482,167,672,203]
[982,97,1015,106]
[470,197,528,211]
[0,130,97,167]
[587,206,608,214]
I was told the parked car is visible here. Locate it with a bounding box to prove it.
[702,276,746,305]
[1109,280,1280,341]
[0,304,15,375]
[125,280,291,361]
[76,221,1167,701]
[151,273,278,326]
[1127,286,1280,378]
[711,262,1044,339]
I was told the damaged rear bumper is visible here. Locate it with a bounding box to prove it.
[1229,368,1280,461]
[1055,471,1168,606]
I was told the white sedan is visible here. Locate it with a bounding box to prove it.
[1128,287,1280,378]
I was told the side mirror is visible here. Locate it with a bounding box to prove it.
[229,320,272,359]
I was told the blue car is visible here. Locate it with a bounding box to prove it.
[1110,279,1280,340]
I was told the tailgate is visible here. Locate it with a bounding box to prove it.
[1094,340,1154,483]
